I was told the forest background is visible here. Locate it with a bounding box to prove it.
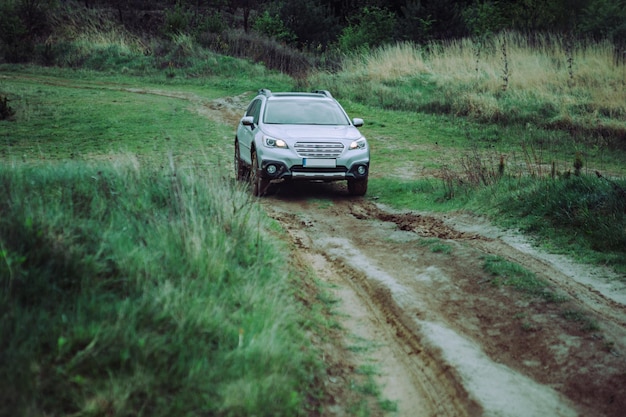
[2,0,625,70]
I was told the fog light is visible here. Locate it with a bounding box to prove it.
[357,165,367,175]
[266,164,277,175]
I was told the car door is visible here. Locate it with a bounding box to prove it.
[238,99,262,165]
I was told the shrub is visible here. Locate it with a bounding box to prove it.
[0,2,30,62]
[0,0,56,63]
[338,6,397,52]
[198,29,318,77]
[252,10,296,44]
[0,94,16,120]
[163,1,192,36]
[497,175,626,255]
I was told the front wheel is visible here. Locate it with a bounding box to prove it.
[251,151,270,197]
[347,178,368,196]
[234,140,248,181]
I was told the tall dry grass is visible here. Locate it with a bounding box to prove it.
[326,32,626,139]
[48,3,150,55]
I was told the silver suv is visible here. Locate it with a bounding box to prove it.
[235,89,370,196]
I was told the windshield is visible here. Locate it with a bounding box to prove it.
[263,99,350,125]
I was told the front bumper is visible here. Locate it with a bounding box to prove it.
[259,159,369,181]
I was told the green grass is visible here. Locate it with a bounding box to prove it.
[562,309,600,332]
[0,62,325,416]
[0,161,322,416]
[475,175,626,274]
[418,238,454,254]
[0,74,217,162]
[482,255,566,303]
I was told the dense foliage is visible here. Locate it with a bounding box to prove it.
[2,0,625,64]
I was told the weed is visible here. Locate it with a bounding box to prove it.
[521,321,541,332]
[482,255,566,302]
[501,35,509,91]
[379,398,399,412]
[419,238,453,254]
[440,165,460,200]
[315,32,626,148]
[347,399,370,417]
[562,309,600,332]
[574,151,584,176]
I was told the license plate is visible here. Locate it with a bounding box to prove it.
[303,158,336,168]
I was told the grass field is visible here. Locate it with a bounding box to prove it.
[1,26,625,417]
[0,65,328,416]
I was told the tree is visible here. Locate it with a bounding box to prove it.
[338,6,396,51]
[577,0,626,41]
[0,0,57,62]
[462,0,507,37]
[228,0,259,32]
[397,0,435,43]
[419,0,467,39]
[276,0,341,48]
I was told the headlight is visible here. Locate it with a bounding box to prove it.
[264,136,288,148]
[349,138,367,150]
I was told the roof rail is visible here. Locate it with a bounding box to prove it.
[312,89,333,98]
[258,88,272,97]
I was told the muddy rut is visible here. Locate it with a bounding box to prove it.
[260,180,626,417]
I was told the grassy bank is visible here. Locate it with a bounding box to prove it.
[314,32,626,150]
[368,173,626,274]
[0,160,322,416]
[0,61,323,416]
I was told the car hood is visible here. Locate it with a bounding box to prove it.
[262,124,362,142]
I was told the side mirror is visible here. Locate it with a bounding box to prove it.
[352,118,364,127]
[241,116,255,127]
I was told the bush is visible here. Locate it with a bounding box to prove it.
[577,0,626,42]
[0,95,16,120]
[0,2,30,62]
[253,10,296,44]
[0,0,56,63]
[494,174,626,261]
[338,6,397,52]
[198,29,318,77]
[163,1,192,36]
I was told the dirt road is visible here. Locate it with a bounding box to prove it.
[259,180,626,417]
[196,92,626,416]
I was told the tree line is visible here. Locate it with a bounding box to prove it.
[84,0,626,45]
[1,0,625,63]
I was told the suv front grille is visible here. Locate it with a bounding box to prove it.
[294,142,344,158]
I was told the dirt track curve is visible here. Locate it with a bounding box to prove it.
[260,180,626,417]
[193,91,626,417]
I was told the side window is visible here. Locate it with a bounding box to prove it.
[245,99,261,125]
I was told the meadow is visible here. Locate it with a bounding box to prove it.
[1,25,625,417]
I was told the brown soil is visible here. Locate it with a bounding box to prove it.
[262,182,626,417]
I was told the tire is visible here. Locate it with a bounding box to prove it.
[251,151,270,197]
[234,140,247,181]
[348,178,368,196]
